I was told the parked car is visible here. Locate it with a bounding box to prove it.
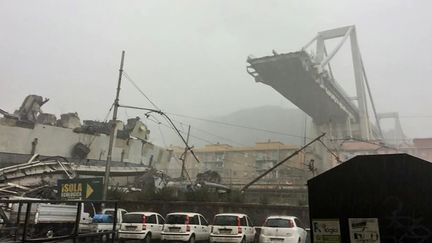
[210,213,256,243]
[259,216,307,243]
[118,212,165,243]
[161,212,210,243]
[6,197,95,238]
[93,208,128,241]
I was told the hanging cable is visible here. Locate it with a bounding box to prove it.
[148,117,215,145]
[88,103,115,147]
[119,104,202,164]
[173,119,250,147]
[144,115,194,183]
[166,112,311,140]
[123,71,313,141]
[123,71,161,111]
[120,70,202,164]
[317,139,341,163]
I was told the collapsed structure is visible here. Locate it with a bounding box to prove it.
[246,25,407,171]
[0,95,174,197]
[0,95,232,199]
[0,95,172,168]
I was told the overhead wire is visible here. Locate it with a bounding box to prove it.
[119,71,202,164]
[146,115,214,145]
[172,119,250,147]
[162,115,214,146]
[122,71,316,142]
[88,103,114,147]
[317,139,341,163]
[145,115,193,183]
[147,113,213,144]
[123,71,161,111]
[166,112,312,140]
[158,116,310,169]
[332,137,400,151]
[151,117,168,148]
[122,70,413,172]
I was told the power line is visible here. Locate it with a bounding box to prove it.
[118,72,202,164]
[398,115,432,118]
[146,115,215,146]
[190,126,250,147]
[331,137,413,142]
[166,112,311,140]
[88,103,114,147]
[172,119,250,147]
[334,137,400,151]
[317,139,341,163]
[156,122,168,148]
[122,71,317,142]
[122,71,161,111]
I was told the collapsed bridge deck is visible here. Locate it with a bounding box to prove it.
[247,51,359,125]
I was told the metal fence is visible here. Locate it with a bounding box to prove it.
[0,199,118,243]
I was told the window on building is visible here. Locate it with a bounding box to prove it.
[215,152,225,161]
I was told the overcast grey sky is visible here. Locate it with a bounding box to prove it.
[1,0,432,143]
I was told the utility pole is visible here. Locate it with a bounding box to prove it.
[103,50,125,201]
[241,133,325,192]
[180,125,191,178]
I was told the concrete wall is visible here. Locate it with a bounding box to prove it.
[0,123,170,167]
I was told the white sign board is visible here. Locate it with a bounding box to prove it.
[312,219,341,243]
[349,218,380,243]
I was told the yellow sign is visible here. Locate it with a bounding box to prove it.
[58,178,103,200]
[61,183,83,199]
[86,183,94,198]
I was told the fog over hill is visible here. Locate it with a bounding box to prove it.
[146,105,406,149]
[146,106,311,148]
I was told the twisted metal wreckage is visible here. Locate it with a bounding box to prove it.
[0,154,230,199]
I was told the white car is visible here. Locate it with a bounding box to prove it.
[161,212,210,243]
[118,212,165,243]
[210,213,256,243]
[259,216,307,243]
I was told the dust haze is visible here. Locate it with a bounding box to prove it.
[1,0,431,146]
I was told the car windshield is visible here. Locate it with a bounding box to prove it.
[264,218,293,228]
[123,214,144,223]
[104,210,114,216]
[213,215,238,226]
[166,214,188,224]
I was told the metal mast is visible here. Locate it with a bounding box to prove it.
[180,125,191,178]
[103,50,125,200]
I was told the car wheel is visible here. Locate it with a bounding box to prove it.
[144,233,152,243]
[189,235,195,243]
[46,229,54,238]
[101,233,109,242]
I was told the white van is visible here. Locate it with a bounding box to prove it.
[259,216,307,243]
[161,212,210,243]
[210,213,256,243]
[118,212,165,243]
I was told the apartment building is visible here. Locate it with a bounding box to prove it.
[169,140,309,186]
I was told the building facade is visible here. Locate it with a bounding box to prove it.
[413,138,432,162]
[169,141,310,187]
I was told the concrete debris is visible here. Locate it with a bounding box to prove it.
[36,113,57,126]
[57,112,81,129]
[196,170,222,184]
[71,142,91,159]
[13,95,49,122]
[127,117,150,141]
